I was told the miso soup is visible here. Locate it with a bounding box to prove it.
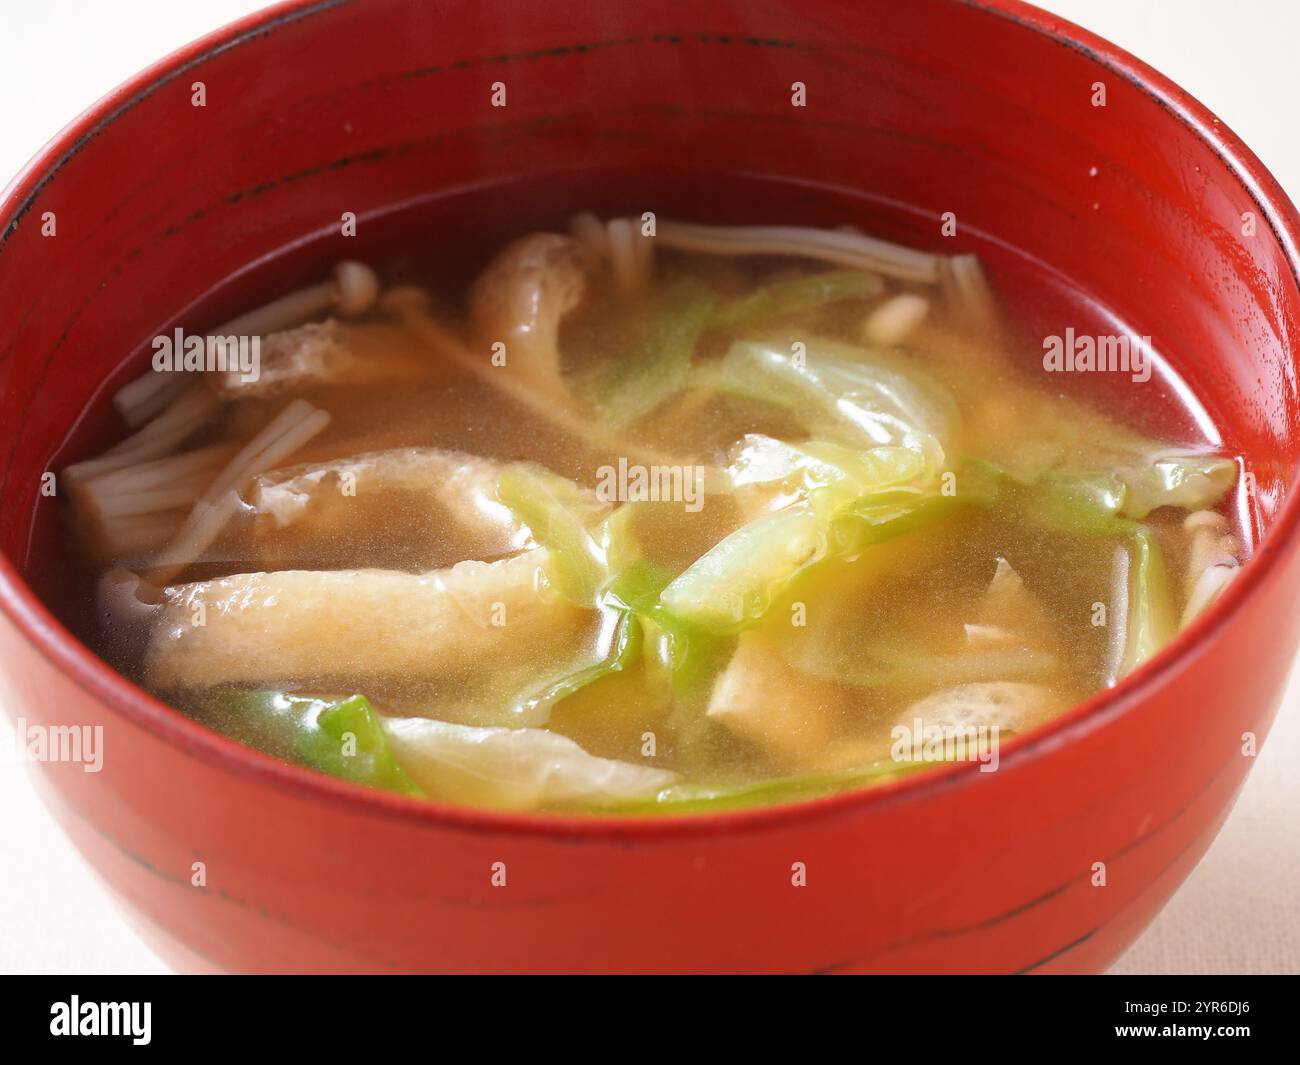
[63,216,1245,813]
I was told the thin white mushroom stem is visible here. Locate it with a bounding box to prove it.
[1182,510,1236,592]
[204,400,331,502]
[94,513,184,558]
[569,211,611,260]
[863,292,930,347]
[942,253,999,337]
[103,385,218,457]
[604,217,654,295]
[112,261,380,426]
[144,493,245,588]
[654,219,942,284]
[113,372,190,429]
[383,287,696,475]
[68,425,232,561]
[1181,558,1239,629]
[568,214,655,295]
[81,444,237,519]
[145,399,331,586]
[1180,510,1240,628]
[105,511,183,541]
[219,260,380,337]
[66,386,220,483]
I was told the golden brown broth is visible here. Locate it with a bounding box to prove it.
[82,247,1236,812]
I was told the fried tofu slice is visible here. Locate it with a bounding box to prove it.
[144,548,592,693]
[963,556,1053,649]
[211,317,437,398]
[233,447,609,570]
[898,681,1062,736]
[382,718,676,811]
[706,630,850,771]
[469,233,588,390]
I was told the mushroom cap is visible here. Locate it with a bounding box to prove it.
[332,260,381,317]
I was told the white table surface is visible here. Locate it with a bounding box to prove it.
[1,0,1297,975]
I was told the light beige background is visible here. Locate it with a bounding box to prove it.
[0,0,1296,974]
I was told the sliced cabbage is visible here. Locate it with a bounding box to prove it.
[657,487,978,635]
[727,433,931,498]
[660,504,826,632]
[200,689,677,811]
[606,559,734,705]
[1029,450,1235,525]
[1020,471,1132,538]
[195,691,422,796]
[606,761,928,814]
[695,336,958,455]
[493,468,736,718]
[496,463,609,605]
[508,604,642,725]
[1107,527,1178,683]
[382,716,676,810]
[663,436,995,634]
[1113,450,1238,519]
[568,275,718,427]
[968,387,1236,519]
[711,270,885,330]
[296,694,424,795]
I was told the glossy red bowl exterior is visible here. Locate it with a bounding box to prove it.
[2,0,1299,974]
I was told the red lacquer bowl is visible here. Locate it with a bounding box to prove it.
[1,0,1298,974]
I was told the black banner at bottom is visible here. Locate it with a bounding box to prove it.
[0,975,1290,1051]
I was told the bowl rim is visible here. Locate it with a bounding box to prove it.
[1,0,1298,841]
